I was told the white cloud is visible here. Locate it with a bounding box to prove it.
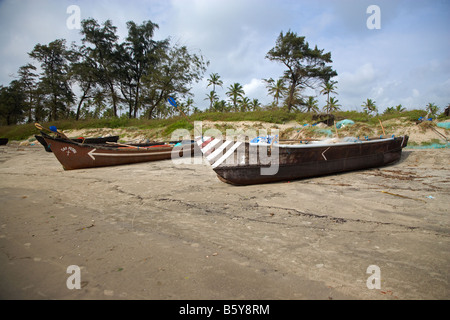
[337,63,377,104]
[243,78,269,103]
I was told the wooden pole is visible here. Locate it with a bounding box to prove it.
[333,121,339,139]
[378,118,386,136]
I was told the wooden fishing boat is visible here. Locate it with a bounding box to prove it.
[35,133,119,152]
[196,135,409,185]
[43,134,195,170]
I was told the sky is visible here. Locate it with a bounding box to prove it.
[0,0,449,113]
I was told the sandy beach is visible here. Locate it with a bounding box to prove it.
[0,140,448,300]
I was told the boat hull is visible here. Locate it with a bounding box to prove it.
[199,136,409,185]
[44,136,194,170]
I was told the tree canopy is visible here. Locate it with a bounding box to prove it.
[266,30,337,112]
[0,18,208,125]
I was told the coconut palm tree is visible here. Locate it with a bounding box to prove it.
[178,101,191,116]
[425,102,438,118]
[226,83,244,112]
[385,104,405,114]
[327,97,341,113]
[284,87,307,112]
[184,98,194,116]
[207,73,223,92]
[192,106,202,114]
[249,98,262,111]
[362,98,378,115]
[263,78,286,107]
[305,96,319,113]
[212,100,227,112]
[320,80,338,114]
[205,90,219,111]
[239,97,251,112]
[395,104,405,112]
[384,106,395,114]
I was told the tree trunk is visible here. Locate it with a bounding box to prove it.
[27,96,33,123]
[133,83,140,118]
[52,95,58,121]
[108,82,117,117]
[287,82,296,112]
[76,95,87,121]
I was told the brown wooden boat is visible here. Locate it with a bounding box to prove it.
[196,135,409,185]
[44,134,195,170]
[35,133,119,152]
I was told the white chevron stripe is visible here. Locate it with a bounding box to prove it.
[206,140,232,162]
[211,142,242,168]
[196,136,210,148]
[201,138,221,153]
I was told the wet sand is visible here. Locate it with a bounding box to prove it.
[0,144,448,300]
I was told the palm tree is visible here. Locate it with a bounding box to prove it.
[239,97,251,112]
[425,102,438,118]
[178,101,191,116]
[263,78,286,107]
[212,100,227,112]
[192,106,202,114]
[183,98,194,116]
[284,86,306,112]
[384,104,405,114]
[395,104,405,112]
[328,97,341,113]
[362,98,378,115]
[249,98,262,111]
[207,73,223,94]
[384,106,395,114]
[205,90,219,111]
[226,83,244,112]
[305,96,319,113]
[320,80,338,114]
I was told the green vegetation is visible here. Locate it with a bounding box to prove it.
[1,107,448,142]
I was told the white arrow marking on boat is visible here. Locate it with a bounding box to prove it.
[87,148,173,160]
[321,147,330,161]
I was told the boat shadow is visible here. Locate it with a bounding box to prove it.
[398,150,413,164]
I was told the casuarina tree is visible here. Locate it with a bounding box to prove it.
[266,30,337,112]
